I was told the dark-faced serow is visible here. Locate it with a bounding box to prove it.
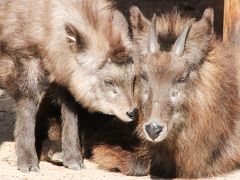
[0,0,136,172]
[93,6,240,178]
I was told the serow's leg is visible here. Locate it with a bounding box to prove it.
[15,97,39,172]
[61,100,84,170]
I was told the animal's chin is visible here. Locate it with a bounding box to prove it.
[114,112,133,122]
[101,109,133,122]
[117,115,133,122]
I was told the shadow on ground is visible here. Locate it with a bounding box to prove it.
[0,90,15,145]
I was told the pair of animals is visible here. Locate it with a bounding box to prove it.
[0,0,240,178]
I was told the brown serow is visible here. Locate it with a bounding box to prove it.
[92,7,240,178]
[0,0,137,172]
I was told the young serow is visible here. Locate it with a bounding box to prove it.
[93,7,240,178]
[0,0,136,172]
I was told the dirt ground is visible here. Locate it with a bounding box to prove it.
[0,0,239,179]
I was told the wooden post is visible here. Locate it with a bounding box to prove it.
[223,0,240,42]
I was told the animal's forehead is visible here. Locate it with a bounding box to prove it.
[101,62,134,80]
[83,29,130,59]
[141,53,186,79]
[141,53,170,74]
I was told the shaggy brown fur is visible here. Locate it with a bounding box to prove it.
[0,0,136,172]
[92,7,240,178]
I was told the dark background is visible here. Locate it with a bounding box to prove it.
[115,0,224,37]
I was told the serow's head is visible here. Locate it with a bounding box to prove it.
[66,10,136,122]
[130,6,215,142]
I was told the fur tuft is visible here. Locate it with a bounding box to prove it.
[92,145,150,176]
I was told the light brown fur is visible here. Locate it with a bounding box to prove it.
[0,0,136,172]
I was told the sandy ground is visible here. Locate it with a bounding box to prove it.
[0,142,147,180]
[1,90,240,180]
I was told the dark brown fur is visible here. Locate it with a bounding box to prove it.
[93,7,240,178]
[0,0,135,172]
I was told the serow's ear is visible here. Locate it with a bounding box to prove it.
[202,8,214,32]
[112,10,129,34]
[65,23,87,52]
[129,6,150,36]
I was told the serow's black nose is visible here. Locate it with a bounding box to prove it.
[145,123,163,140]
[126,108,137,120]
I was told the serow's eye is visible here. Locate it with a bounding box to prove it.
[104,80,115,87]
[177,77,187,83]
[177,69,191,83]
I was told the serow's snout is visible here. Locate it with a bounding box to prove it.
[145,122,164,140]
[126,108,137,120]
